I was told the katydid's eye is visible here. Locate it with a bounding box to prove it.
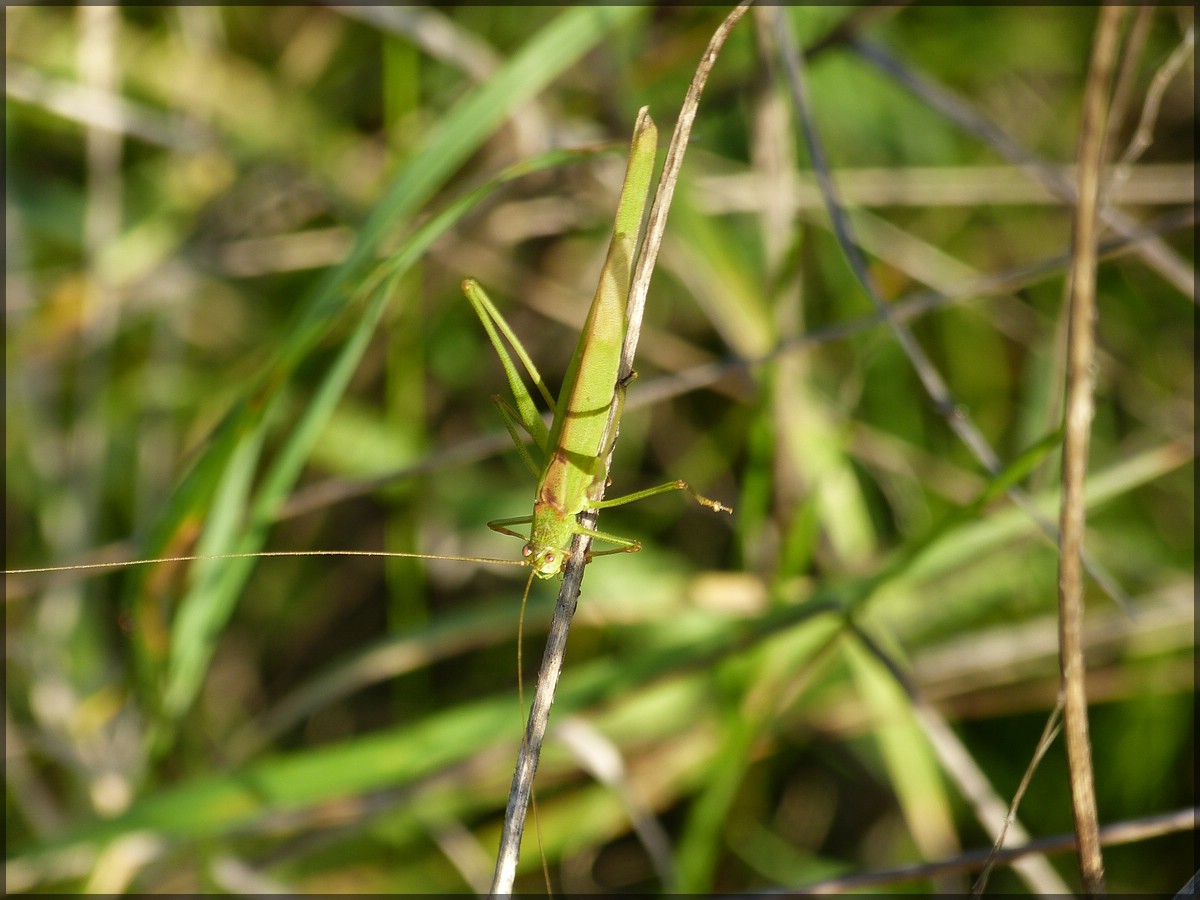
[522,545,532,558]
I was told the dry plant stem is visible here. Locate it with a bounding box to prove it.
[1113,22,1196,172]
[490,562,585,895]
[789,807,1197,894]
[623,2,753,378]
[851,625,1069,894]
[974,697,1065,894]
[772,6,1134,612]
[1058,7,1127,896]
[488,4,752,894]
[849,36,1195,302]
[1103,5,1153,161]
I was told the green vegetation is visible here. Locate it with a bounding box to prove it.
[6,6,1194,893]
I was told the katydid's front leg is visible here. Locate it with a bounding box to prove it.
[486,514,536,543]
[488,515,643,559]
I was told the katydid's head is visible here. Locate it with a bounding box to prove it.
[523,542,565,578]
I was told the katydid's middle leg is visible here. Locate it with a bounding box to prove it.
[571,479,732,561]
[588,369,732,515]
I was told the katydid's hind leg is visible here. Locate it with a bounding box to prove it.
[592,480,733,514]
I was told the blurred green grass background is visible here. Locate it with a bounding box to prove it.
[5,5,1194,894]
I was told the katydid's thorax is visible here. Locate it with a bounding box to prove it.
[524,496,577,577]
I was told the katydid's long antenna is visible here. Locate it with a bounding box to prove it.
[6,550,526,576]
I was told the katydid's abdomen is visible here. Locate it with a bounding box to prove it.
[524,232,634,576]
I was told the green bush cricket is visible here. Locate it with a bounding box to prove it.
[463,107,731,580]
[469,107,731,894]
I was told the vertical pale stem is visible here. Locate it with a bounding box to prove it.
[1059,6,1126,896]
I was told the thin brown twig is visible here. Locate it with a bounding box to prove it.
[1103,5,1154,167]
[784,807,1197,894]
[850,37,1195,302]
[1113,21,1196,172]
[773,6,1135,616]
[973,698,1064,894]
[1059,7,1128,896]
[623,2,753,379]
[849,623,1069,894]
[488,4,753,894]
